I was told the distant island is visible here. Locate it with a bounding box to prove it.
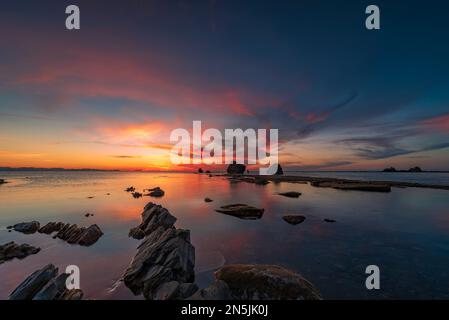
[0,167,121,172]
[382,166,423,172]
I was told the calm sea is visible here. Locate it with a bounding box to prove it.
[1,171,449,299]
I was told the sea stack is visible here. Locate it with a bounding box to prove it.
[226,161,246,175]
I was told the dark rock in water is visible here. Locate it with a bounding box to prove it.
[187,280,232,300]
[9,264,84,300]
[132,192,143,198]
[50,223,103,246]
[382,167,397,172]
[278,191,302,198]
[11,221,40,234]
[274,164,284,175]
[123,203,195,299]
[205,170,211,174]
[409,166,423,172]
[84,213,91,217]
[87,196,94,199]
[106,193,111,195]
[324,219,336,223]
[216,204,264,220]
[204,197,213,203]
[125,186,136,192]
[254,178,269,185]
[144,187,165,197]
[227,161,246,175]
[198,168,204,174]
[311,181,391,192]
[0,242,40,264]
[282,215,306,225]
[0,178,6,184]
[214,264,321,300]
[38,222,65,234]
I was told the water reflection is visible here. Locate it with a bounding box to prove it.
[1,171,449,299]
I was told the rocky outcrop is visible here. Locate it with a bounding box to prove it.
[9,264,83,300]
[214,264,321,300]
[132,192,143,198]
[123,203,195,300]
[216,204,264,220]
[53,224,103,246]
[125,186,136,192]
[311,181,391,192]
[282,215,306,225]
[188,264,321,300]
[198,168,204,174]
[204,197,213,203]
[0,178,6,184]
[0,242,40,264]
[144,187,165,197]
[409,166,423,172]
[278,191,302,198]
[382,167,397,172]
[38,222,65,234]
[8,221,40,234]
[227,161,246,175]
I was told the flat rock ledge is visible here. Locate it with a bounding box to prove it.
[311,181,391,192]
[189,264,321,300]
[9,264,83,300]
[278,191,302,198]
[39,222,103,246]
[215,204,264,220]
[0,242,40,264]
[123,202,195,300]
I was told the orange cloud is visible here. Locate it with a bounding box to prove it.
[422,113,449,133]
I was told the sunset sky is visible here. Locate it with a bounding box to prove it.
[1,0,449,171]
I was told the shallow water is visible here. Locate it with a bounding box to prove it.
[1,171,449,299]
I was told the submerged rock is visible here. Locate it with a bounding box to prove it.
[227,161,246,175]
[132,192,143,198]
[9,264,83,300]
[311,181,391,192]
[215,204,264,220]
[214,264,321,300]
[204,197,213,203]
[144,187,165,197]
[123,203,195,299]
[278,191,302,198]
[0,178,6,184]
[282,215,306,225]
[125,186,136,192]
[323,218,336,223]
[0,242,40,264]
[11,221,40,234]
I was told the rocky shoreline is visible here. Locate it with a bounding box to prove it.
[218,174,449,191]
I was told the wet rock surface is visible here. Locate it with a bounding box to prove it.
[278,191,302,198]
[38,222,103,246]
[9,221,40,234]
[282,215,306,225]
[204,197,213,202]
[216,204,264,220]
[188,280,232,300]
[123,203,195,300]
[0,242,40,264]
[213,264,321,300]
[9,264,83,300]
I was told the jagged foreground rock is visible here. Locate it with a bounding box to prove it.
[39,222,103,246]
[190,264,321,300]
[9,264,83,300]
[123,202,196,299]
[0,242,40,264]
